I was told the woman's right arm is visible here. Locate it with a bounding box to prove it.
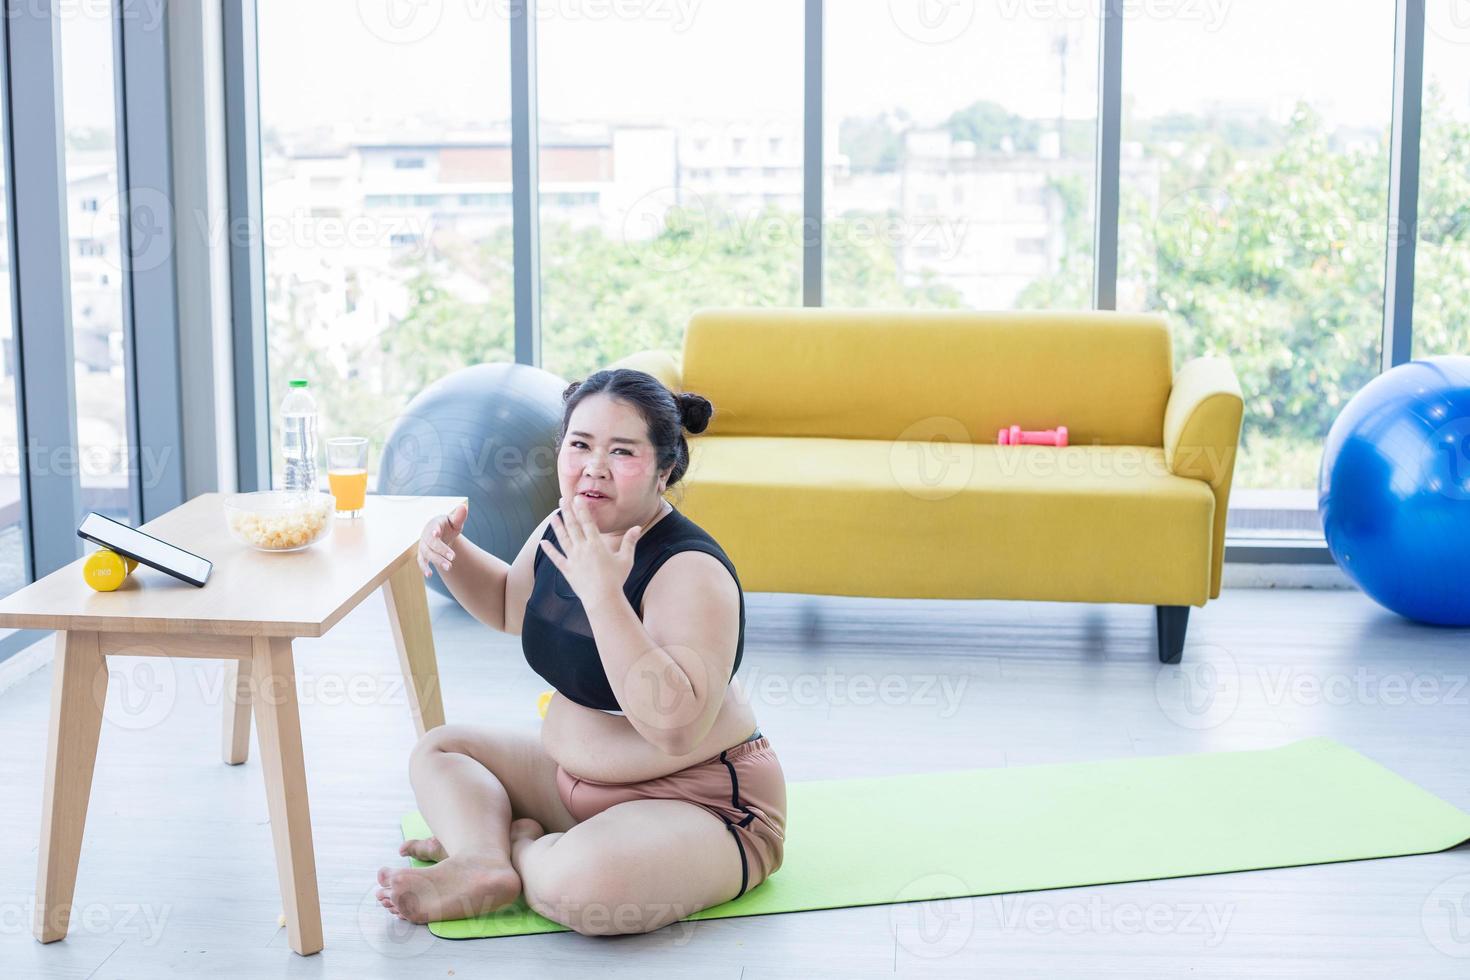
[420,506,555,634]
[433,535,512,631]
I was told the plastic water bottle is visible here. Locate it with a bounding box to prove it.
[280,379,319,498]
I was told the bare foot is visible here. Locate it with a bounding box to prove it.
[399,835,447,862]
[376,851,521,924]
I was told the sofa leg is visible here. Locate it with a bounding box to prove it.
[1156,606,1190,664]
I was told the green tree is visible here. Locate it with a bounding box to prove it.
[946,100,1041,153]
[839,111,909,173]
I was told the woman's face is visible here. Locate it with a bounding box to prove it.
[557,393,669,532]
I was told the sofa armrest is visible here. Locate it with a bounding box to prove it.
[1164,357,1244,600]
[1165,358,1243,485]
[606,349,683,392]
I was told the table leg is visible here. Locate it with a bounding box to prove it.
[222,657,253,765]
[382,558,445,736]
[34,630,108,943]
[250,636,323,956]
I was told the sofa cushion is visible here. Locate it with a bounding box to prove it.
[683,308,1175,447]
[674,435,1216,606]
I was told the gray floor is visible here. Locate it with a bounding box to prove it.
[1,586,1468,979]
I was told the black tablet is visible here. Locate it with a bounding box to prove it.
[77,512,213,588]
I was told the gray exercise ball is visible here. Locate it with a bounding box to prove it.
[377,362,566,602]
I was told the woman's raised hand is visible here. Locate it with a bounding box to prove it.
[538,494,641,610]
[418,501,468,578]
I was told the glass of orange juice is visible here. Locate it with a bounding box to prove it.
[326,437,369,518]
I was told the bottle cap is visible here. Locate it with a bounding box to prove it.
[289,379,309,388]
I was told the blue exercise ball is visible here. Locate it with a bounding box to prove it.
[1318,355,1470,626]
[378,363,566,602]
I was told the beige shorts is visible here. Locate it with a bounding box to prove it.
[555,732,787,899]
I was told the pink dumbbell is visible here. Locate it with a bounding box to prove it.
[997,425,1069,447]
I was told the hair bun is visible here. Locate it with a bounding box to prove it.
[676,392,713,435]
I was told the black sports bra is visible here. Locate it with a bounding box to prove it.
[521,505,746,713]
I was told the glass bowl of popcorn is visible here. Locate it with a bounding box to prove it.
[223,491,336,552]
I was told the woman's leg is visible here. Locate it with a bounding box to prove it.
[509,798,746,936]
[377,723,577,923]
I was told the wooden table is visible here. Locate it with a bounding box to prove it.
[0,491,466,956]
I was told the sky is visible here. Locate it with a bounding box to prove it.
[47,1,1470,141]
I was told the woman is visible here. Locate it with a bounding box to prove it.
[375,368,787,936]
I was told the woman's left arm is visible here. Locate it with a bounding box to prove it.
[586,550,738,755]
[540,496,738,755]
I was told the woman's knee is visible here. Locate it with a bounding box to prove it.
[409,722,477,771]
[521,848,681,937]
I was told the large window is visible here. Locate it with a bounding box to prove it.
[237,6,1459,554]
[60,6,132,523]
[257,2,513,487]
[1413,13,1470,359]
[537,0,804,381]
[825,4,1098,311]
[1114,1,1395,540]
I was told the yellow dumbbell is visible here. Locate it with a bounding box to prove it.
[83,549,138,592]
[536,689,554,719]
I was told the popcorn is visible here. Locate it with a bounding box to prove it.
[228,501,331,551]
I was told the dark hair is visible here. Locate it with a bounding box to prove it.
[557,369,714,491]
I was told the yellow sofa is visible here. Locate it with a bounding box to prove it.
[610,308,1244,663]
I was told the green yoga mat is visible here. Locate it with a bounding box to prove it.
[399,736,1470,939]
